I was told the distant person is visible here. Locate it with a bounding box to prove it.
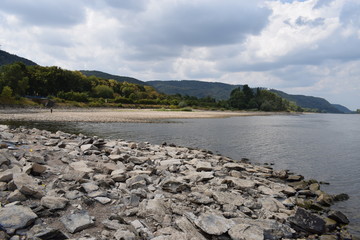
[50,108,53,113]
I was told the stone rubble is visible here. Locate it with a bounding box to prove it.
[0,125,353,240]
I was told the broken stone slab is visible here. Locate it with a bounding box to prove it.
[195,161,213,171]
[80,144,98,152]
[60,210,95,234]
[81,182,100,193]
[175,216,207,240]
[228,224,264,240]
[69,161,93,173]
[212,191,245,206]
[222,177,256,190]
[0,169,14,182]
[41,196,69,210]
[194,212,235,235]
[0,205,37,234]
[288,207,326,234]
[13,173,44,199]
[223,162,246,171]
[160,177,190,193]
[28,225,69,240]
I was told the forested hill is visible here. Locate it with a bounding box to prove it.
[147,80,241,100]
[80,70,146,86]
[147,80,348,113]
[0,50,37,66]
[269,89,343,113]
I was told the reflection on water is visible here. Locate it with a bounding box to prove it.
[1,114,360,237]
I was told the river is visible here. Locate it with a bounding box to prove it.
[2,113,359,236]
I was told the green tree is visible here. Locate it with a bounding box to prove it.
[228,87,246,109]
[1,86,13,98]
[93,85,114,98]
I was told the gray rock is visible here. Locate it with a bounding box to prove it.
[7,189,27,202]
[222,177,256,190]
[212,191,245,206]
[80,144,98,152]
[194,213,234,235]
[175,217,207,240]
[161,177,190,193]
[69,161,93,173]
[0,205,37,233]
[328,210,350,225]
[287,175,304,182]
[60,210,95,234]
[13,173,44,198]
[81,182,99,193]
[41,196,69,210]
[288,207,326,234]
[228,224,264,240]
[114,230,136,240]
[95,197,111,204]
[29,225,68,240]
[0,169,13,182]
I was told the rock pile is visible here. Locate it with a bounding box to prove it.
[0,125,353,239]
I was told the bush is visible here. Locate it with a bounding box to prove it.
[93,85,114,99]
[57,91,89,102]
[1,86,13,98]
[114,96,134,104]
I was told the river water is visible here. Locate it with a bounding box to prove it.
[2,113,359,236]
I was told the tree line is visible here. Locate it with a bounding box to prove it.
[0,62,302,111]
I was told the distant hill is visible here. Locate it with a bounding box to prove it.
[331,104,352,114]
[269,89,343,113]
[147,80,241,100]
[80,70,146,85]
[0,50,37,66]
[148,79,347,113]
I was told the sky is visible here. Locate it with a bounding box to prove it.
[0,0,359,110]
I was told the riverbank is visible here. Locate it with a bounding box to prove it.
[0,108,298,123]
[0,125,353,239]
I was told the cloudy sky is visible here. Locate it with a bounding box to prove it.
[0,0,359,110]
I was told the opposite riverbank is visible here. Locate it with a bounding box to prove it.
[0,108,299,123]
[0,125,353,239]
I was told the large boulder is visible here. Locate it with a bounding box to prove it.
[288,208,326,234]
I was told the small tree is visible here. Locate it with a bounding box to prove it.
[93,85,114,99]
[1,86,13,98]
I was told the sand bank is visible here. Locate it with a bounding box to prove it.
[0,108,295,123]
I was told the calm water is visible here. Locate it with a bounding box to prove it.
[2,113,360,236]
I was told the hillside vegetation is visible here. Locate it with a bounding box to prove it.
[0,50,37,66]
[0,62,301,112]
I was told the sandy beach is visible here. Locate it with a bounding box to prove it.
[0,108,292,123]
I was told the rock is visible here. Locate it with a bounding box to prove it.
[194,213,234,235]
[223,162,246,171]
[29,225,69,240]
[31,163,47,175]
[80,144,98,152]
[95,197,111,205]
[212,191,245,206]
[316,192,333,206]
[0,169,13,182]
[7,189,27,202]
[13,173,44,199]
[60,210,95,234]
[41,196,69,210]
[228,224,264,240]
[161,177,190,193]
[175,217,207,240]
[222,177,256,190]
[333,193,350,202]
[288,207,326,234]
[328,210,350,225]
[196,161,213,171]
[69,161,93,173]
[287,175,304,182]
[114,230,136,240]
[0,205,37,233]
[81,182,99,193]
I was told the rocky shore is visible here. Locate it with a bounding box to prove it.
[0,125,353,240]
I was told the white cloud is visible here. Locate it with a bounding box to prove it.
[0,0,359,109]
